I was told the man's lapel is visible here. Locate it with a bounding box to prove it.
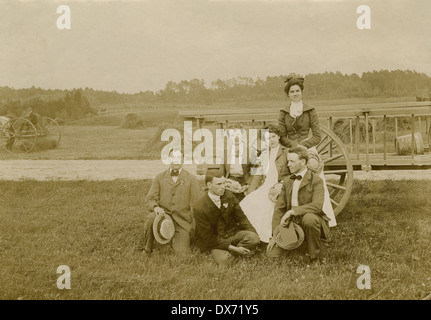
[286,178,294,209]
[299,170,312,190]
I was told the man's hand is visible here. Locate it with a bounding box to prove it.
[267,238,276,252]
[229,245,252,256]
[280,210,295,226]
[239,185,249,193]
[154,206,165,216]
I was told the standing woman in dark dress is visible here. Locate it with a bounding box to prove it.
[277,73,337,228]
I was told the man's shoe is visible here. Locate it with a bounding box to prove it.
[306,255,319,265]
[142,249,152,256]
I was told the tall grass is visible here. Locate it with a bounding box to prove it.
[1,179,430,300]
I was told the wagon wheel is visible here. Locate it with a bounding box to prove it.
[41,117,61,145]
[0,118,37,153]
[317,125,354,216]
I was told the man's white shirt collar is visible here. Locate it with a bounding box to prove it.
[208,191,221,208]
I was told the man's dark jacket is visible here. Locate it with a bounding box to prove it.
[193,190,257,252]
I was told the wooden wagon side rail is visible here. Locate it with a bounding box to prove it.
[179,102,431,118]
[179,101,431,170]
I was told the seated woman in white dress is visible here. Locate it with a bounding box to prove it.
[240,124,290,243]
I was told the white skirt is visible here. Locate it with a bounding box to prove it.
[240,183,275,243]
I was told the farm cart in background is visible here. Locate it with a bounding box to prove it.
[0,115,61,153]
[179,101,431,217]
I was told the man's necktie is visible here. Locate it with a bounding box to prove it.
[290,174,302,180]
[170,170,179,176]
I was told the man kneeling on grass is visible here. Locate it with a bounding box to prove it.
[193,170,260,266]
[267,146,331,264]
[143,149,203,254]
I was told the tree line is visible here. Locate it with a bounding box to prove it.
[1,70,430,119]
[0,89,96,120]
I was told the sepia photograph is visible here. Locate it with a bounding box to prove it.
[1,0,430,305]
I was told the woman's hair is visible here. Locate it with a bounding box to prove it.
[264,123,280,137]
[284,73,305,95]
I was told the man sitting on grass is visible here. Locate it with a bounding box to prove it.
[193,170,260,266]
[143,149,203,254]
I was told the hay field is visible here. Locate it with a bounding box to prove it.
[0,125,159,160]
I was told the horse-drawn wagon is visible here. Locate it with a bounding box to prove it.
[179,101,431,216]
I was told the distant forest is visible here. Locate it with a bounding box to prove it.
[1,69,430,120]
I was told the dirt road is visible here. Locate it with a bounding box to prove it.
[1,160,430,181]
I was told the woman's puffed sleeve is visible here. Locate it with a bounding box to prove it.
[300,109,321,148]
[278,110,293,148]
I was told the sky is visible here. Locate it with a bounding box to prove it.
[1,0,430,93]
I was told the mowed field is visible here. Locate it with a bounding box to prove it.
[1,97,430,300]
[0,179,430,300]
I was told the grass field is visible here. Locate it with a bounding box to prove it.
[1,179,430,300]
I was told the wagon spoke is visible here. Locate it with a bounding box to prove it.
[316,135,329,153]
[319,143,339,155]
[42,121,54,136]
[22,137,36,148]
[326,182,347,191]
[11,138,20,151]
[21,139,31,152]
[330,198,339,207]
[322,153,343,163]
[2,128,17,137]
[317,135,331,153]
[44,120,54,130]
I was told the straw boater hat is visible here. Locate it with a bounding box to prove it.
[153,213,175,244]
[272,221,305,250]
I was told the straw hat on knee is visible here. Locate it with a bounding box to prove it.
[153,213,175,244]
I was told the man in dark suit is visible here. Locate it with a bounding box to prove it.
[193,170,260,266]
[267,146,330,264]
[143,149,203,254]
